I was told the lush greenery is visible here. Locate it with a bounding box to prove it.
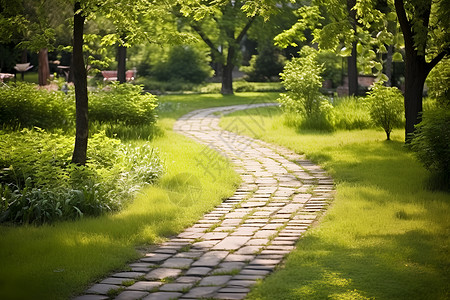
[89,82,158,126]
[0,82,72,131]
[220,106,449,300]
[411,107,450,190]
[366,81,404,140]
[278,47,335,131]
[0,129,162,224]
[0,92,276,300]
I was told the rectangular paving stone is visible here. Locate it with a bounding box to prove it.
[223,254,255,262]
[212,236,251,250]
[112,272,145,279]
[192,240,220,249]
[192,251,228,267]
[174,251,204,259]
[143,292,182,300]
[127,281,162,291]
[201,232,229,240]
[181,286,221,298]
[214,262,245,274]
[73,296,108,300]
[234,245,264,255]
[100,278,128,285]
[218,287,251,293]
[251,258,282,266]
[232,274,265,280]
[226,280,257,287]
[253,230,278,239]
[199,275,232,286]
[239,269,270,276]
[141,253,172,263]
[161,258,193,269]
[176,276,202,284]
[246,238,269,246]
[184,267,212,276]
[215,293,247,300]
[115,291,149,300]
[86,284,119,295]
[145,268,182,280]
[159,283,193,292]
[230,227,257,236]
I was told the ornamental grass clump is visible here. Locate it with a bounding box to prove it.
[0,129,163,225]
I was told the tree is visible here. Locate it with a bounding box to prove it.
[177,0,289,94]
[393,0,449,141]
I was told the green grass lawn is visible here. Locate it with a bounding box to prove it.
[220,107,449,300]
[0,92,278,300]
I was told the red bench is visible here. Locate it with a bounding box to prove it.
[101,70,135,81]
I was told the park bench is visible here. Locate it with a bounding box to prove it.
[101,70,136,81]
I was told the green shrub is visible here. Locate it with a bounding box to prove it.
[152,45,213,84]
[410,107,450,190]
[278,47,334,131]
[0,129,163,224]
[241,45,286,82]
[366,81,404,140]
[89,82,158,126]
[0,82,72,131]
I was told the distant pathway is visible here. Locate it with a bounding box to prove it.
[76,104,334,300]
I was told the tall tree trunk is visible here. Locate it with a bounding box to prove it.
[347,0,358,96]
[394,0,446,142]
[38,48,50,86]
[117,44,127,84]
[221,45,235,95]
[71,2,89,165]
[221,63,234,95]
[347,43,358,96]
[403,55,428,142]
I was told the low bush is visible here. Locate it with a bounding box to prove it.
[152,45,213,84]
[0,82,72,131]
[366,81,404,140]
[89,82,158,126]
[0,129,163,224]
[410,107,450,190]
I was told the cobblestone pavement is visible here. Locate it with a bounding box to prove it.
[75,103,334,300]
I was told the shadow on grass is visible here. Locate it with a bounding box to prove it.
[249,226,448,300]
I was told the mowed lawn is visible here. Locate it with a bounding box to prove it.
[0,92,277,300]
[220,106,449,300]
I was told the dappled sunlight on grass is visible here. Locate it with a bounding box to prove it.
[221,107,449,300]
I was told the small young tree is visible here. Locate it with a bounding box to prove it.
[367,80,404,140]
[278,47,334,131]
[279,47,325,117]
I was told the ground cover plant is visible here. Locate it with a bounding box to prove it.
[220,106,449,300]
[0,92,277,300]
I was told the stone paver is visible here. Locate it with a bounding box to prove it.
[76,104,334,300]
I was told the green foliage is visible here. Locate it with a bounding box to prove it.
[332,97,372,130]
[410,107,450,190]
[152,45,213,84]
[241,45,286,82]
[0,129,163,225]
[0,82,72,131]
[89,82,158,126]
[366,81,404,140]
[426,57,449,106]
[278,47,334,131]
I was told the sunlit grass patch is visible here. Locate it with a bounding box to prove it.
[220,107,449,300]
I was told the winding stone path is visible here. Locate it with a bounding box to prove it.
[75,103,334,300]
